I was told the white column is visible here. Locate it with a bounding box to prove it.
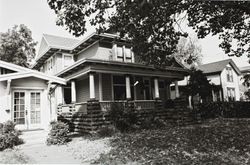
[154,78,160,99]
[89,73,95,99]
[99,73,103,101]
[125,76,131,99]
[6,79,11,111]
[175,80,180,98]
[123,45,126,62]
[71,80,76,103]
[112,43,117,60]
[57,86,63,105]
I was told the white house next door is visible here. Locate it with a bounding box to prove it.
[13,90,42,130]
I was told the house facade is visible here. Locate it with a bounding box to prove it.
[198,59,241,102]
[32,33,189,114]
[0,60,66,130]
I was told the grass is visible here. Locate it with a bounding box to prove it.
[96,118,250,164]
[0,149,30,164]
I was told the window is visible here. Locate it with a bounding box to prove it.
[46,56,54,72]
[226,67,233,82]
[63,54,74,68]
[227,87,235,101]
[113,75,134,100]
[116,46,133,62]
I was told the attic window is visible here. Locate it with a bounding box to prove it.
[226,67,233,82]
[63,54,74,68]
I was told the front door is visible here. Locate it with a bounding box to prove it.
[13,90,42,130]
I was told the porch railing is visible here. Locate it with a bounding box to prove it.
[99,100,156,111]
[58,100,161,115]
[57,102,87,115]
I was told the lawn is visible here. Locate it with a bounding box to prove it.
[1,119,250,164]
[96,119,250,164]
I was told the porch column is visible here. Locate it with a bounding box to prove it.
[174,80,180,98]
[89,72,95,99]
[71,80,76,103]
[154,78,160,99]
[57,86,64,105]
[112,43,117,60]
[125,75,131,100]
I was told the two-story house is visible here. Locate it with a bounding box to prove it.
[198,59,241,101]
[32,33,189,117]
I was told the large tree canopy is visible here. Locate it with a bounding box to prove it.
[47,0,250,66]
[0,24,37,67]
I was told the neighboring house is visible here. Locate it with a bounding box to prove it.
[239,66,250,101]
[32,33,189,114]
[198,59,241,101]
[0,60,66,130]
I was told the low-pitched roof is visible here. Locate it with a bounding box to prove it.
[0,60,66,85]
[240,66,250,73]
[32,32,130,69]
[43,34,80,50]
[198,59,241,75]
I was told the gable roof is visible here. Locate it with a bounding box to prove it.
[0,60,66,85]
[198,59,241,75]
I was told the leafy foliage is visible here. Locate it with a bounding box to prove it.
[47,0,250,66]
[108,102,138,132]
[185,67,212,101]
[0,24,37,67]
[97,126,116,138]
[96,119,250,164]
[46,121,71,145]
[0,121,23,151]
[196,101,250,119]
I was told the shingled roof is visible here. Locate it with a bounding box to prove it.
[198,59,241,75]
[43,34,80,49]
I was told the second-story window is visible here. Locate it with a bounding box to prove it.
[116,46,133,62]
[226,67,233,82]
[63,54,74,68]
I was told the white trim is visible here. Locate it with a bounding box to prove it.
[62,53,74,69]
[11,87,45,90]
[0,72,66,85]
[99,73,103,101]
[111,75,114,101]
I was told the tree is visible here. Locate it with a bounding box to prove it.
[0,24,37,67]
[47,0,250,66]
[175,36,202,68]
[185,67,213,107]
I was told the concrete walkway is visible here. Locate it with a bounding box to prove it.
[18,130,83,164]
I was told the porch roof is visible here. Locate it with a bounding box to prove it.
[56,58,190,81]
[0,71,66,85]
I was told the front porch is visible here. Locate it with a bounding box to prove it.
[56,73,182,114]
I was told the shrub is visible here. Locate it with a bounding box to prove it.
[46,121,71,145]
[108,102,138,132]
[97,125,116,138]
[0,121,23,151]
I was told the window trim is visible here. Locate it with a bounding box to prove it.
[62,53,74,68]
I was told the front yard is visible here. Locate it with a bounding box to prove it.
[96,119,250,164]
[1,119,250,164]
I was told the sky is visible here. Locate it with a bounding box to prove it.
[0,0,249,67]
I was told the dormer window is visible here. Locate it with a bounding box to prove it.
[63,54,74,68]
[226,67,233,82]
[115,45,133,62]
